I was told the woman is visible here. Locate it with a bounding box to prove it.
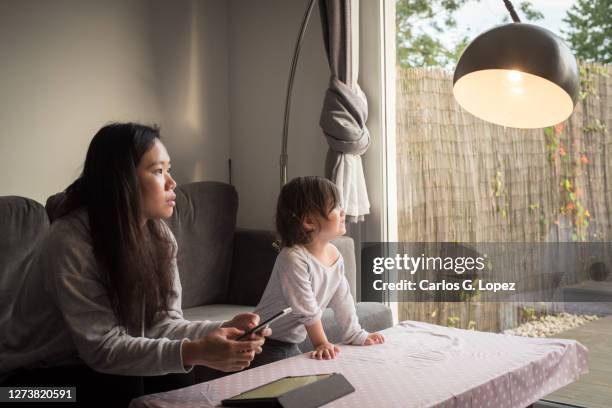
[0,123,269,406]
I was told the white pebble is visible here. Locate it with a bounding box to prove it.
[504,313,599,337]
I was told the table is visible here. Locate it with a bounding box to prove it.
[130,320,588,408]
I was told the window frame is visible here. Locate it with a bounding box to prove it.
[359,0,398,322]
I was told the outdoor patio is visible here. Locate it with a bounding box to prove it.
[545,315,612,408]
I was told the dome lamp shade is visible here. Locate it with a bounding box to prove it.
[452,3,580,129]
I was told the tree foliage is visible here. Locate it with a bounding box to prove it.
[396,0,543,69]
[562,0,611,63]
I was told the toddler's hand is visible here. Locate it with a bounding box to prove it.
[364,332,385,345]
[310,342,341,360]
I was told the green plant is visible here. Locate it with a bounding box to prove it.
[520,307,537,322]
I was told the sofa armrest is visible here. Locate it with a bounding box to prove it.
[228,230,359,306]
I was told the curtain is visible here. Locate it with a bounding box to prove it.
[319,0,370,222]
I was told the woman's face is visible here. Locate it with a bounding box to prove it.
[137,139,177,221]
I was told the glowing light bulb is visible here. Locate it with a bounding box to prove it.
[507,70,523,83]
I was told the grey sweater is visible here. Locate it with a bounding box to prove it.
[254,245,368,346]
[0,210,222,377]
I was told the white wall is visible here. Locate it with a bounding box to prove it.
[149,0,230,185]
[0,0,366,233]
[228,0,330,230]
[0,0,230,203]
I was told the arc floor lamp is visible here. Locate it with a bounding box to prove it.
[279,0,578,187]
[280,0,317,187]
[453,0,580,129]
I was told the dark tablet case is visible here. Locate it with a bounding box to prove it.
[221,373,355,408]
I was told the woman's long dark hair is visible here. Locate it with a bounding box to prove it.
[58,123,174,331]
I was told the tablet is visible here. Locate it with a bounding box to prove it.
[221,373,354,407]
[227,374,331,400]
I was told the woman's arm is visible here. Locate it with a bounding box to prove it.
[46,233,261,376]
[49,249,188,376]
[147,222,225,340]
[149,223,264,340]
[145,259,224,340]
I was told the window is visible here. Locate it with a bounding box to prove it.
[385,1,612,406]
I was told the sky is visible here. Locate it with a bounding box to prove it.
[435,0,577,49]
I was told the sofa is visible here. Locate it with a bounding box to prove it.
[0,181,393,366]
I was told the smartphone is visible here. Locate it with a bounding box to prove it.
[236,307,293,340]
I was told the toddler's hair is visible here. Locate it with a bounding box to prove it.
[276,176,341,247]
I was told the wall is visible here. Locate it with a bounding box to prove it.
[228,0,330,230]
[148,0,230,185]
[0,0,230,203]
[0,0,367,233]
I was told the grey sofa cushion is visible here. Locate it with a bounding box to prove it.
[165,182,238,309]
[182,304,252,323]
[0,197,49,325]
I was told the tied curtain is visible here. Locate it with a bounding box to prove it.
[319,0,370,222]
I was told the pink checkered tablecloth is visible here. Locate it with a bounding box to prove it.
[129,320,588,408]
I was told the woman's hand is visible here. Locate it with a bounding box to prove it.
[310,342,340,360]
[181,327,265,372]
[364,332,385,345]
[222,313,260,332]
[222,312,272,340]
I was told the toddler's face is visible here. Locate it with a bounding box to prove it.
[316,204,346,240]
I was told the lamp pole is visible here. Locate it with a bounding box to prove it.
[502,0,521,23]
[280,0,317,187]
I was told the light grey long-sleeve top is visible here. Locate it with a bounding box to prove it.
[254,245,368,346]
[0,209,223,378]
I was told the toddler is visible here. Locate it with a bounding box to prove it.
[252,176,384,367]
